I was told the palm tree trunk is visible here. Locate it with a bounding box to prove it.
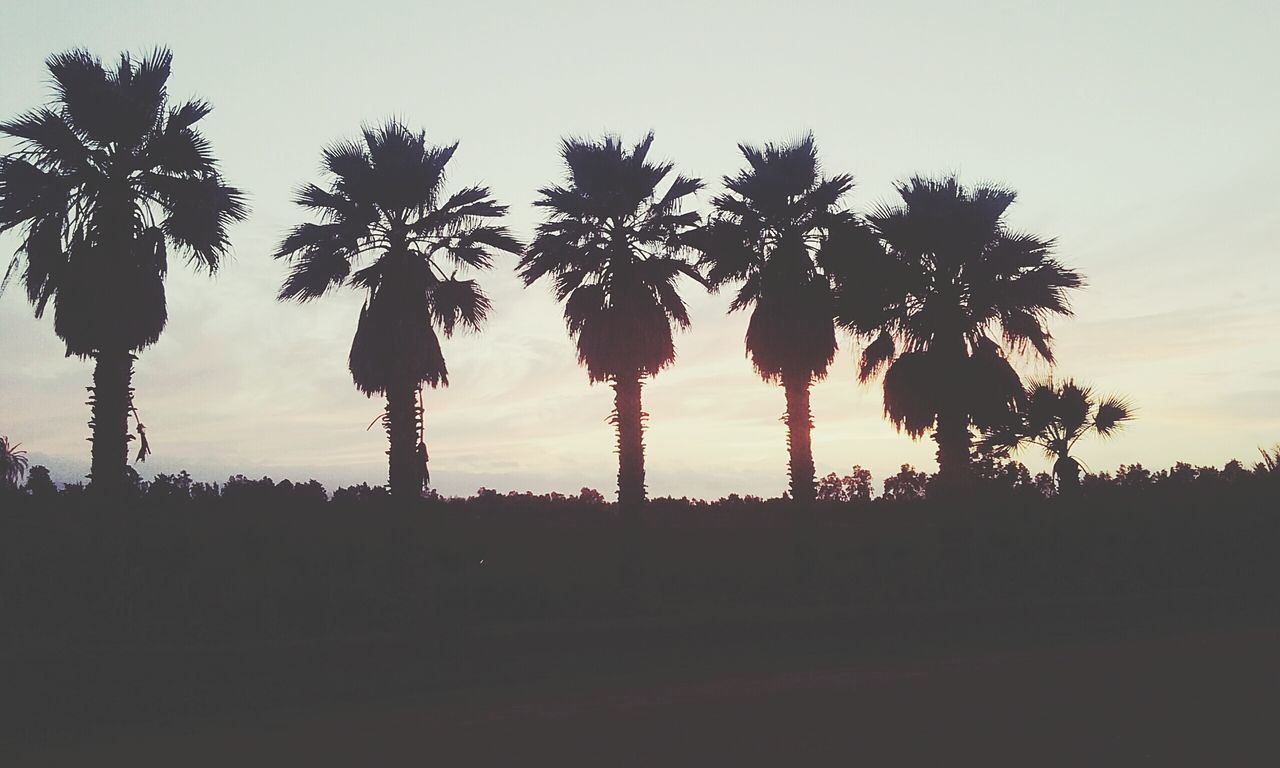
[933,407,972,488]
[385,375,420,500]
[612,372,646,513]
[88,348,134,497]
[933,337,972,491]
[782,371,816,504]
[1054,454,1082,496]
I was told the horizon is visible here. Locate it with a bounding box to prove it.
[2,0,1278,499]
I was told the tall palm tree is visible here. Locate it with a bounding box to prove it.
[0,436,29,490]
[0,49,246,495]
[833,176,1083,486]
[694,136,853,503]
[520,133,703,510]
[980,378,1133,494]
[276,121,519,499]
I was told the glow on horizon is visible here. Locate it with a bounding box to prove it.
[1,1,1278,498]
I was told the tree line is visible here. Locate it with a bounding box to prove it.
[7,448,1280,506]
[1,48,1149,505]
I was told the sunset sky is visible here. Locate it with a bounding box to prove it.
[1,0,1277,499]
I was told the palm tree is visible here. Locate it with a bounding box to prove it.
[980,379,1133,494]
[276,121,519,499]
[520,133,703,510]
[694,136,853,503]
[0,49,246,495]
[832,176,1083,487]
[0,436,29,490]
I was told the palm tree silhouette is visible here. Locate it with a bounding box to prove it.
[0,49,246,495]
[980,379,1132,494]
[0,437,29,490]
[833,176,1082,486]
[694,136,853,503]
[520,133,704,510]
[275,121,519,499]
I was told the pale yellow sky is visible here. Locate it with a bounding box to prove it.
[1,1,1278,497]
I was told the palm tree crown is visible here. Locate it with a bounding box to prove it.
[0,437,30,490]
[519,133,703,508]
[275,121,519,497]
[520,132,704,381]
[697,135,854,382]
[834,175,1084,482]
[694,135,855,502]
[0,49,246,356]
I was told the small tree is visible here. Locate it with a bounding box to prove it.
[818,466,874,502]
[882,464,929,501]
[23,465,57,497]
[817,472,846,501]
[981,378,1132,494]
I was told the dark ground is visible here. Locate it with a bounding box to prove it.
[4,484,1278,764]
[6,597,1279,766]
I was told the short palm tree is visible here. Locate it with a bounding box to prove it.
[0,436,29,490]
[980,379,1133,493]
[520,133,703,510]
[276,121,519,499]
[833,176,1083,486]
[694,136,853,503]
[0,49,246,495]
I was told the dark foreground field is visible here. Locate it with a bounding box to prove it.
[3,480,1278,764]
[7,603,1280,766]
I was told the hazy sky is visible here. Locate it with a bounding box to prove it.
[2,1,1278,498]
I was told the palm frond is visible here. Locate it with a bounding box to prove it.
[277,239,352,301]
[1023,379,1060,434]
[49,48,171,147]
[147,174,248,270]
[1093,395,1134,436]
[45,49,116,143]
[563,282,607,338]
[439,224,523,269]
[1057,380,1092,434]
[882,351,941,438]
[966,337,1024,429]
[321,139,374,213]
[292,183,361,221]
[653,173,703,215]
[144,121,214,176]
[0,108,92,170]
[429,278,491,336]
[744,277,838,382]
[694,220,758,289]
[0,157,73,234]
[349,292,448,394]
[999,308,1055,362]
[166,99,212,132]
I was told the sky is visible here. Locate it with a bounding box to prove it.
[1,0,1278,499]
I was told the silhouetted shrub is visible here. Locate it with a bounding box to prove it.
[1,458,1275,652]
